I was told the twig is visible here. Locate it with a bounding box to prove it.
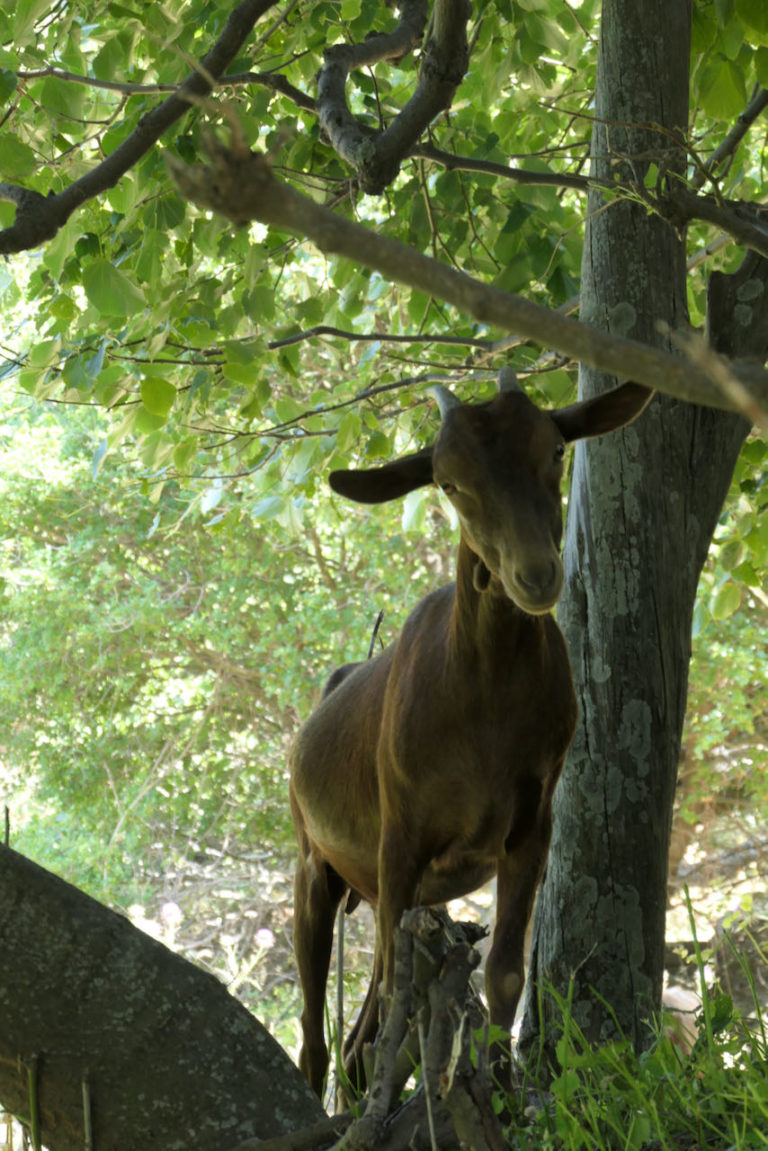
[82,1074,93,1151]
[366,612,385,661]
[267,326,491,351]
[411,140,590,191]
[26,1058,41,1151]
[417,1014,439,1151]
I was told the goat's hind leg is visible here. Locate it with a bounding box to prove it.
[293,844,347,1096]
[341,946,383,1094]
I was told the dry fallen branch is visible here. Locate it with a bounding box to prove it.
[168,138,768,415]
[327,908,506,1151]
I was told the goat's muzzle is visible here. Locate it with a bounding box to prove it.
[504,557,563,615]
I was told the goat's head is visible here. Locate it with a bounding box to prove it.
[330,378,652,615]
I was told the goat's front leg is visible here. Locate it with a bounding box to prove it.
[376,821,423,1000]
[485,783,555,1070]
[292,842,347,1096]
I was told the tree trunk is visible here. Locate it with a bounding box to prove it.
[0,846,324,1151]
[520,0,749,1057]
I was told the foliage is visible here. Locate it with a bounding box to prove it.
[0,388,454,900]
[516,974,768,1150]
[1,2,766,601]
[0,2,764,511]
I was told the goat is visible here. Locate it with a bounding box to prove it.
[289,374,653,1095]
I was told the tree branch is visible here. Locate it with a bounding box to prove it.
[316,0,471,194]
[691,87,768,191]
[659,184,768,260]
[17,65,180,95]
[168,140,768,415]
[411,140,591,191]
[267,325,492,351]
[0,0,279,255]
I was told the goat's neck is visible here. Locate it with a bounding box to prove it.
[450,537,539,662]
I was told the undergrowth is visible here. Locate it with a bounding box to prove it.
[511,931,768,1151]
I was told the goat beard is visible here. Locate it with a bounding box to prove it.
[472,559,491,592]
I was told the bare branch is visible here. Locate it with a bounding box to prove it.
[267,326,492,350]
[672,328,768,433]
[0,0,279,255]
[17,66,179,95]
[411,140,591,191]
[168,140,768,415]
[316,0,472,194]
[660,184,768,260]
[228,70,317,114]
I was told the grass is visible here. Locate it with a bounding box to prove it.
[510,942,768,1150]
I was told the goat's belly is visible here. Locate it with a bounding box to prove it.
[417,854,497,905]
[315,839,380,905]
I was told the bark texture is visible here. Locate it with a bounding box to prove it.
[0,846,324,1151]
[520,0,750,1057]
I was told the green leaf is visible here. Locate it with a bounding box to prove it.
[81,260,147,317]
[27,338,62,369]
[711,581,742,620]
[39,77,84,118]
[140,377,176,418]
[251,495,284,520]
[755,46,768,84]
[13,0,51,43]
[736,0,768,43]
[0,69,17,105]
[0,135,36,179]
[695,54,748,119]
[336,412,362,454]
[144,194,186,231]
[718,540,747,570]
[691,5,719,53]
[173,438,198,473]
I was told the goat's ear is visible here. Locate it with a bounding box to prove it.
[329,446,434,504]
[552,382,654,443]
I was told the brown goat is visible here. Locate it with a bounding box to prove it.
[289,376,653,1095]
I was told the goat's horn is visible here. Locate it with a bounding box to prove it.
[429,385,461,416]
[498,367,522,393]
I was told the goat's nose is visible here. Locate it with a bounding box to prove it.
[510,559,563,613]
[519,561,559,596]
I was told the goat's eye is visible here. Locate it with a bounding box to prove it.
[554,443,565,462]
[440,481,457,496]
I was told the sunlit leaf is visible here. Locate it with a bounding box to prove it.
[140,377,176,417]
[695,54,748,119]
[711,581,742,620]
[0,134,36,179]
[82,260,147,317]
